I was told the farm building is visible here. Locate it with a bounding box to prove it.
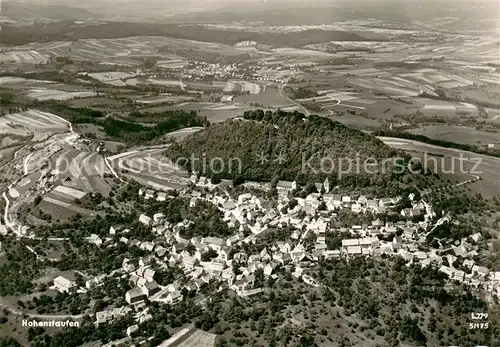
[53,273,77,293]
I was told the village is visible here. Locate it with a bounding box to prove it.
[46,174,500,339]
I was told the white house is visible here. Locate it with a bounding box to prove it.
[157,192,167,202]
[144,190,155,200]
[153,213,165,224]
[127,324,139,337]
[166,290,183,304]
[139,214,152,227]
[53,275,77,293]
[125,287,146,304]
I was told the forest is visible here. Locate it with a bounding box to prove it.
[70,109,209,145]
[165,110,430,196]
[0,22,365,47]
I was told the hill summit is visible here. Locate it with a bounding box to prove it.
[165,110,416,195]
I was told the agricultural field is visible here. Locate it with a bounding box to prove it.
[10,142,116,221]
[68,97,128,109]
[222,81,262,94]
[45,147,113,195]
[26,89,97,101]
[235,85,291,108]
[11,36,232,65]
[380,137,500,198]
[0,146,21,169]
[413,98,479,118]
[0,76,100,102]
[0,50,49,64]
[108,147,190,191]
[134,94,194,105]
[140,101,252,123]
[0,76,57,87]
[0,110,69,140]
[408,125,500,147]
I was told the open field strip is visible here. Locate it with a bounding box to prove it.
[42,196,71,208]
[403,73,434,84]
[428,74,450,83]
[0,111,68,138]
[460,102,477,110]
[26,89,97,101]
[0,76,57,85]
[480,78,500,85]
[439,81,466,89]
[68,152,89,178]
[52,185,87,200]
[445,73,475,85]
[390,76,416,86]
[422,104,456,111]
[336,104,366,110]
[297,95,332,102]
[382,86,419,96]
[350,99,376,105]
[382,79,407,88]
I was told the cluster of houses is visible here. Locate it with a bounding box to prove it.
[50,176,500,337]
[180,60,294,84]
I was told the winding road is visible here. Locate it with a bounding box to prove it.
[0,301,85,320]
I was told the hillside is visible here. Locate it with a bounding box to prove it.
[2,2,100,20]
[166,2,500,24]
[0,22,368,46]
[165,110,422,195]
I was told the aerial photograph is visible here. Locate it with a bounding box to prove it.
[0,0,499,346]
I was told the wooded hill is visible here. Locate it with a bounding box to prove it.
[165,110,426,196]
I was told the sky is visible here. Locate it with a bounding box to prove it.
[4,0,499,20]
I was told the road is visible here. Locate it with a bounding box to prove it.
[279,83,310,116]
[0,301,85,320]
